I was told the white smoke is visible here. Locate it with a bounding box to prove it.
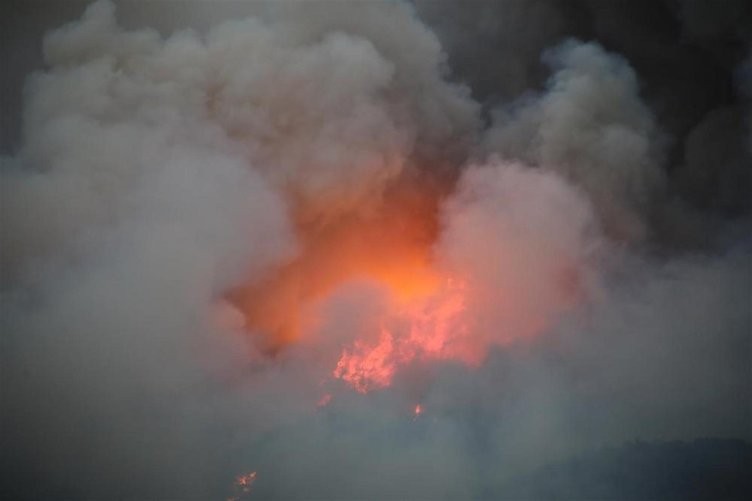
[436,160,603,344]
[483,41,666,241]
[1,1,750,499]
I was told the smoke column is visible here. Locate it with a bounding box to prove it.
[1,1,750,499]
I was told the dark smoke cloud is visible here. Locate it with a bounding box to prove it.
[2,1,751,499]
[416,0,752,222]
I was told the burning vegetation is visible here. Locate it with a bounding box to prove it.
[223,172,485,394]
[2,0,750,499]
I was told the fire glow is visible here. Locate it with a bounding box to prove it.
[414,404,423,418]
[226,178,445,356]
[219,165,589,395]
[333,276,475,393]
[224,176,487,393]
[228,471,257,501]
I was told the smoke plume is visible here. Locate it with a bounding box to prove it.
[1,1,750,499]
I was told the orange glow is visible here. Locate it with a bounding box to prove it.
[334,327,396,393]
[414,404,423,417]
[226,175,447,354]
[236,471,257,489]
[223,172,488,393]
[219,162,590,395]
[228,471,257,501]
[333,276,477,393]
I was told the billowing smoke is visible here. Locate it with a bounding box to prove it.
[1,1,750,499]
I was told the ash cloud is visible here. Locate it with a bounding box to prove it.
[1,1,751,499]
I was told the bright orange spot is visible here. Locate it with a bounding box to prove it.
[219,161,590,395]
[226,176,447,354]
[228,471,257,501]
[333,276,479,393]
[334,327,396,393]
[223,165,595,395]
[222,172,486,393]
[414,404,423,417]
[236,471,257,489]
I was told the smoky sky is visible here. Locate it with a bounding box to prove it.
[1,1,751,500]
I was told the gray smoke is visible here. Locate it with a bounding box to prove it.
[1,1,750,499]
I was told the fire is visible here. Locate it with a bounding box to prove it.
[414,404,423,417]
[334,327,395,393]
[236,471,257,490]
[226,176,447,353]
[217,160,591,396]
[224,173,482,394]
[333,276,476,393]
[228,471,257,501]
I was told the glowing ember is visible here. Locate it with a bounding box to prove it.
[317,393,333,407]
[333,277,476,393]
[236,471,257,489]
[228,471,257,501]
[414,404,423,417]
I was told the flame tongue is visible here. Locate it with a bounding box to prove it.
[228,471,257,501]
[223,175,481,394]
[334,327,396,393]
[333,276,474,393]
[226,176,445,355]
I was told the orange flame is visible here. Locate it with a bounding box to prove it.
[228,471,257,501]
[222,172,540,393]
[217,164,590,395]
[226,176,447,354]
[221,173,486,393]
[332,276,477,393]
[236,471,257,490]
